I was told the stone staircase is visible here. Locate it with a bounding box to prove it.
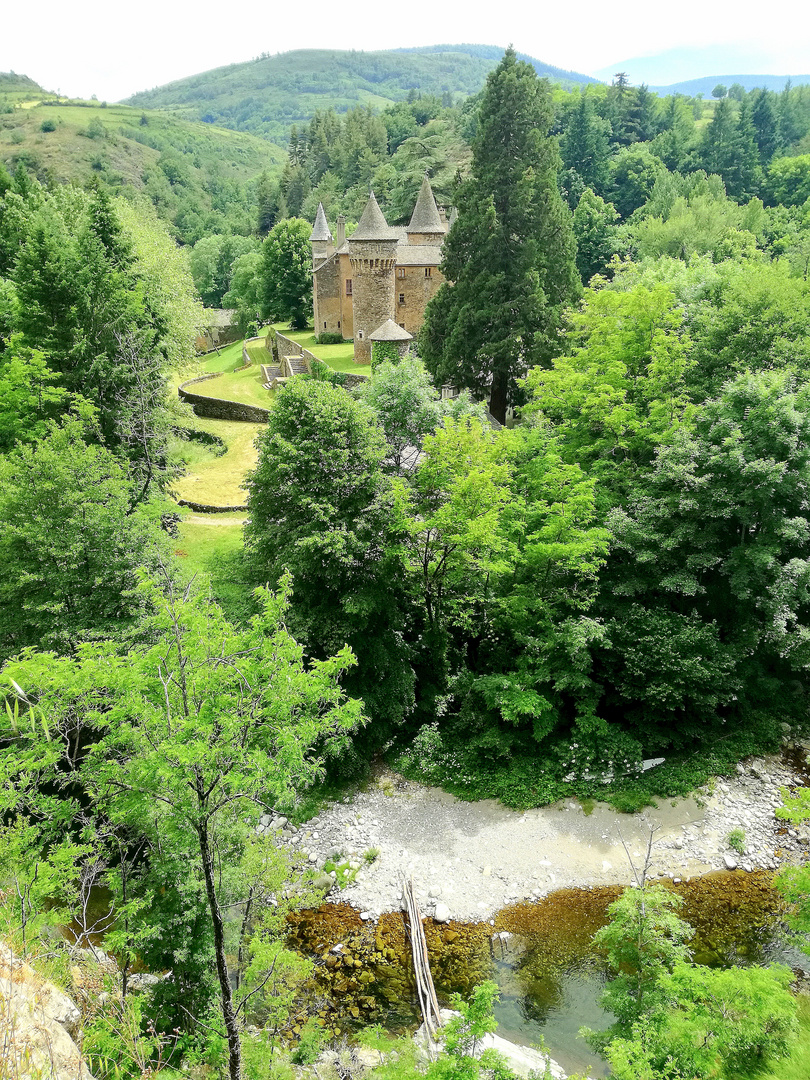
[261,363,282,388]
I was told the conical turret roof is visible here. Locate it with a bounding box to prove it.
[351,192,398,241]
[407,175,444,234]
[369,319,413,341]
[309,203,332,243]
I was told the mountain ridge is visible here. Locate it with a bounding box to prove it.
[123,45,598,145]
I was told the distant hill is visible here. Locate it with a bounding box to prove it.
[0,72,44,93]
[648,74,810,96]
[394,44,600,89]
[124,46,598,145]
[594,45,810,94]
[0,71,47,107]
[0,97,283,242]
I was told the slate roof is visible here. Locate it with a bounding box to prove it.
[396,245,443,267]
[310,203,332,243]
[407,175,444,235]
[370,319,413,342]
[350,191,400,241]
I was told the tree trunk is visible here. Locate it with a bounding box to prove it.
[488,369,507,425]
[198,826,242,1080]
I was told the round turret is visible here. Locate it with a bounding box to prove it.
[348,192,399,363]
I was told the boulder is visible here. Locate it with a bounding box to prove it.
[415,1009,567,1079]
[434,903,451,924]
[0,943,95,1080]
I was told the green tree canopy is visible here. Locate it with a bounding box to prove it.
[420,47,579,423]
[245,378,414,732]
[259,217,313,330]
[0,418,169,659]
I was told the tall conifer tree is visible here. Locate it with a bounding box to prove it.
[420,48,579,423]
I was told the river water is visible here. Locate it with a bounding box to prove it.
[287,870,804,1078]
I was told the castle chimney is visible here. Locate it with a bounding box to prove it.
[337,214,346,248]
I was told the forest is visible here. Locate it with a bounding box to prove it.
[3,45,810,1080]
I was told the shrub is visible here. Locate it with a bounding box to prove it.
[727,828,746,854]
[40,118,56,132]
[316,331,344,345]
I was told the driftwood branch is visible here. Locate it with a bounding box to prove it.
[402,876,443,1042]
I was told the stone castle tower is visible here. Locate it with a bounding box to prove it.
[347,192,399,364]
[310,179,449,362]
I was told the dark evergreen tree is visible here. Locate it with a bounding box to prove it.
[420,48,579,423]
[698,98,758,199]
[561,93,611,194]
[750,89,779,164]
[256,171,281,236]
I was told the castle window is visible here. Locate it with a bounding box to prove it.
[397,268,406,278]
[323,322,327,328]
[337,321,341,329]
[345,279,352,296]
[357,330,364,339]
[399,293,405,305]
[425,267,432,278]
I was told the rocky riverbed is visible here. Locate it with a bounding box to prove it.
[261,747,810,924]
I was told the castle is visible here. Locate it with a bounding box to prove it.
[309,176,451,364]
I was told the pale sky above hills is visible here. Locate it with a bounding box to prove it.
[4,0,809,102]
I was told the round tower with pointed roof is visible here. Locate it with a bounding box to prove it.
[309,202,333,270]
[406,175,446,245]
[348,192,399,364]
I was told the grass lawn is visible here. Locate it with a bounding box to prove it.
[245,339,274,364]
[272,324,366,374]
[175,513,246,574]
[171,418,262,507]
[189,364,272,410]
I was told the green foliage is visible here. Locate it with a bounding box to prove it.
[608,146,667,220]
[421,47,580,423]
[0,817,88,956]
[357,358,486,475]
[0,333,66,451]
[524,281,693,496]
[123,46,594,145]
[245,378,415,732]
[588,883,693,1040]
[84,995,183,1080]
[603,963,798,1080]
[290,1017,326,1064]
[765,154,810,207]
[0,417,169,658]
[601,371,810,737]
[726,828,746,854]
[572,187,619,282]
[2,572,363,1080]
[317,331,345,345]
[443,980,499,1059]
[371,340,402,369]
[322,858,358,889]
[561,92,611,194]
[259,217,313,329]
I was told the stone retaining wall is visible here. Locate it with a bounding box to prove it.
[274,333,369,388]
[241,334,266,366]
[175,497,248,513]
[178,371,271,423]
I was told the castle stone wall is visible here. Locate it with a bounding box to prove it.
[395,265,446,337]
[349,238,398,364]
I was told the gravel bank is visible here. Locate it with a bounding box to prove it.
[262,749,810,924]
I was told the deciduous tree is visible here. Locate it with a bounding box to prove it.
[259,217,313,329]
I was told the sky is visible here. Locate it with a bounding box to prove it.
[4,0,810,102]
